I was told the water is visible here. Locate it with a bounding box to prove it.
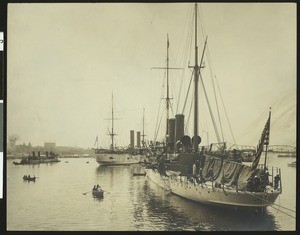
[7,153,296,231]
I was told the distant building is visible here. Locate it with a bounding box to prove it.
[44,142,56,151]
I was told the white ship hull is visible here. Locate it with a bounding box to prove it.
[95,153,140,166]
[146,169,280,209]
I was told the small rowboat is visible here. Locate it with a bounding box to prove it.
[23,175,36,181]
[133,172,146,176]
[92,186,104,198]
[287,161,296,167]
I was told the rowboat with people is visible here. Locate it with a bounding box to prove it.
[23,175,36,182]
[92,185,104,198]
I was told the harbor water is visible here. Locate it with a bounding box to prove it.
[7,153,296,231]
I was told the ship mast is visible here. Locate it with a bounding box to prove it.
[141,107,146,147]
[193,3,199,153]
[152,35,182,145]
[110,93,116,150]
[166,34,170,143]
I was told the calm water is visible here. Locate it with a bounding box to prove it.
[7,153,296,231]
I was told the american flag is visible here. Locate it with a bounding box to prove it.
[251,110,271,170]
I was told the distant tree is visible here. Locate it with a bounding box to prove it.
[8,134,19,148]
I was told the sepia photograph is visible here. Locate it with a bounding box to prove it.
[5,2,296,231]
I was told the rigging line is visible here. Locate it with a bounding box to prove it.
[154,98,163,141]
[199,5,208,49]
[198,6,229,144]
[182,71,194,114]
[169,101,174,116]
[245,191,296,213]
[199,72,221,143]
[216,76,237,145]
[154,108,165,142]
[199,5,226,142]
[185,92,194,134]
[269,204,295,219]
[176,7,194,114]
[204,40,227,143]
[211,73,225,142]
[153,68,166,141]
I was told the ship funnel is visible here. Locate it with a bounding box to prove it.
[168,118,175,151]
[46,151,49,157]
[175,114,184,142]
[32,151,35,157]
[130,130,134,149]
[137,131,141,148]
[192,135,202,146]
[38,151,40,157]
[181,135,191,147]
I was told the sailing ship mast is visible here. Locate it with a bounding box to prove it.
[152,35,182,145]
[109,93,116,151]
[193,3,199,153]
[166,35,170,143]
[141,107,146,147]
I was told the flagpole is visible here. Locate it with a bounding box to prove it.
[263,107,271,172]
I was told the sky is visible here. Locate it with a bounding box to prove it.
[7,3,296,148]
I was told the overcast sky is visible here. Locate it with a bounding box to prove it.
[7,3,296,148]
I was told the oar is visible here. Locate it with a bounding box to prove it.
[82,190,92,195]
[103,190,110,194]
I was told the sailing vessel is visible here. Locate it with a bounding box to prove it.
[94,94,140,166]
[146,3,282,210]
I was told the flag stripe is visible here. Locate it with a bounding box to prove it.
[251,116,270,170]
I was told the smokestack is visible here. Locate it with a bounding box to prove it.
[130,130,134,149]
[46,151,49,157]
[137,131,141,148]
[168,118,175,150]
[32,151,35,157]
[38,151,40,157]
[175,114,184,142]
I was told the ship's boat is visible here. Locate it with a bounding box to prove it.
[23,175,36,181]
[92,185,104,198]
[287,161,296,167]
[133,172,147,176]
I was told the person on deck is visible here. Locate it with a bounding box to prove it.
[274,174,280,190]
[207,167,214,181]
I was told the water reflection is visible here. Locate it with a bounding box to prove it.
[143,180,278,231]
[93,164,278,231]
[7,158,291,231]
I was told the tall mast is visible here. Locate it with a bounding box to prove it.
[193,3,199,153]
[111,93,114,150]
[166,34,170,142]
[105,93,118,150]
[152,36,182,144]
[142,107,145,146]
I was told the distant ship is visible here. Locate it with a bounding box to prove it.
[13,151,60,165]
[94,94,140,166]
[146,3,282,211]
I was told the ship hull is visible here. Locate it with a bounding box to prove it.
[14,158,60,165]
[27,159,60,164]
[95,153,140,166]
[146,169,280,209]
